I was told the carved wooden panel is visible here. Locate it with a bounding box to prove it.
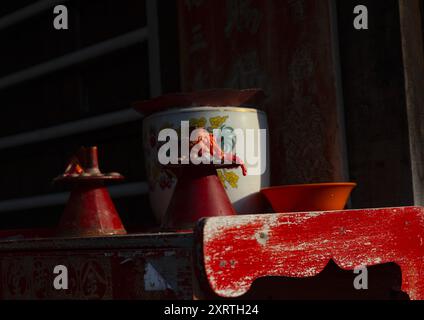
[0,233,193,300]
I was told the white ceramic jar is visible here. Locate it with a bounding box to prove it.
[142,106,270,223]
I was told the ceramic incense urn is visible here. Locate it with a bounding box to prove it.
[134,89,270,224]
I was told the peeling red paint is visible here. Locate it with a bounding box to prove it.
[200,207,424,299]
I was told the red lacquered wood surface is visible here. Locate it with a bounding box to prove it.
[196,207,424,299]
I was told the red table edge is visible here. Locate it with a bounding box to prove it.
[194,206,424,300]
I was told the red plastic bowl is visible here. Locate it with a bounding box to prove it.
[261,183,357,213]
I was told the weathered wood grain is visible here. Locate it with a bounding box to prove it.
[197,207,424,299]
[399,0,424,206]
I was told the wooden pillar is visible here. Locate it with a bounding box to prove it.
[337,0,414,208]
[399,0,424,206]
[177,0,347,186]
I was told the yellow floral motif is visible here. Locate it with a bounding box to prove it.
[217,169,239,189]
[209,116,229,129]
[189,117,207,128]
[217,170,225,186]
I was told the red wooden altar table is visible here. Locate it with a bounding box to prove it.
[0,207,423,300]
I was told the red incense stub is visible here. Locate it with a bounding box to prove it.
[54,146,126,237]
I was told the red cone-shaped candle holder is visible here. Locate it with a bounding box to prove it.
[162,164,240,230]
[54,146,127,237]
[162,129,247,230]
